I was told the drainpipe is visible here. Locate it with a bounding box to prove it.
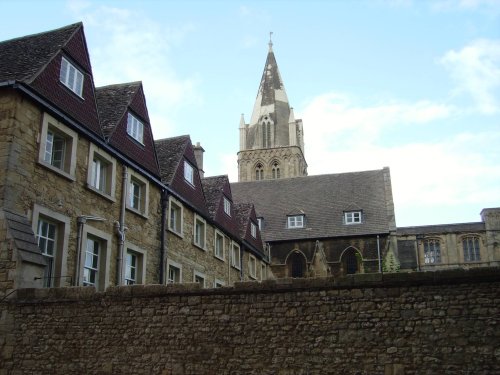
[240,246,244,281]
[228,240,231,285]
[115,165,128,285]
[377,235,382,273]
[160,189,168,284]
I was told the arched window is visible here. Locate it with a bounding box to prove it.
[255,163,264,180]
[287,251,306,278]
[423,239,441,264]
[462,236,481,262]
[342,248,360,275]
[271,161,280,179]
[261,116,272,148]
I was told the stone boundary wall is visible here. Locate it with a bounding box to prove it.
[1,268,499,374]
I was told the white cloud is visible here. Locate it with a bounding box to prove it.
[66,1,200,137]
[431,0,500,12]
[298,92,500,225]
[440,39,500,114]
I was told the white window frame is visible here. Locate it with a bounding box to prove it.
[38,113,78,180]
[193,270,206,288]
[124,242,147,285]
[214,230,225,260]
[257,217,264,230]
[248,255,257,279]
[214,279,225,288]
[261,262,267,281]
[168,197,184,237]
[60,57,84,97]
[167,260,182,284]
[32,205,70,288]
[80,225,111,291]
[344,211,362,225]
[126,113,144,144]
[87,144,116,200]
[184,161,194,186]
[231,242,241,270]
[287,215,304,229]
[193,214,206,250]
[251,222,257,238]
[127,170,149,217]
[223,197,231,216]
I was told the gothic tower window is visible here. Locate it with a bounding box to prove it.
[255,163,264,180]
[261,117,272,148]
[272,161,280,179]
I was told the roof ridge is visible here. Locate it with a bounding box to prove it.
[0,22,82,45]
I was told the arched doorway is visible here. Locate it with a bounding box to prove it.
[342,247,360,275]
[287,251,306,278]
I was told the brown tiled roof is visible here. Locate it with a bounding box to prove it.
[155,135,191,185]
[231,169,392,242]
[233,203,253,239]
[397,222,485,236]
[95,82,141,138]
[0,23,81,82]
[202,175,228,219]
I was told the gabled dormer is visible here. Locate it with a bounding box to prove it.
[286,209,306,229]
[234,203,264,258]
[0,23,101,137]
[201,175,239,239]
[155,135,208,215]
[95,82,160,177]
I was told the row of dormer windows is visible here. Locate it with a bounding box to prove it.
[284,211,363,229]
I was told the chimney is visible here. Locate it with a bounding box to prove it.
[193,142,205,178]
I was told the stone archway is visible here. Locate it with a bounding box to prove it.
[287,251,306,278]
[341,247,361,275]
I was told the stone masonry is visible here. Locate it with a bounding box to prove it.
[1,268,498,374]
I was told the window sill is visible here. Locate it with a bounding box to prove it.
[193,243,207,252]
[168,228,184,239]
[38,161,76,182]
[214,254,225,262]
[86,184,116,203]
[126,206,149,219]
[231,265,241,271]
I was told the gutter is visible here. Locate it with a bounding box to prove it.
[160,189,169,284]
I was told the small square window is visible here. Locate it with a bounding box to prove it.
[167,261,182,284]
[184,161,194,185]
[223,197,231,216]
[127,113,144,144]
[124,247,145,285]
[344,211,362,225]
[38,113,78,180]
[287,215,304,229]
[194,271,205,288]
[60,57,83,97]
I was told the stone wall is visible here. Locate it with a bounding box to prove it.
[1,268,498,374]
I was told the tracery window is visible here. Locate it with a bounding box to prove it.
[423,239,441,264]
[255,163,264,180]
[463,236,481,262]
[272,161,280,179]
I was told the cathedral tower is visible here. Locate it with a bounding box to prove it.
[237,38,307,182]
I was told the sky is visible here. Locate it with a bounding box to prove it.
[1,0,499,227]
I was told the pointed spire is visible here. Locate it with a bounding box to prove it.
[268,31,273,52]
[239,113,245,127]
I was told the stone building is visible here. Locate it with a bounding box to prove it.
[237,39,307,182]
[0,23,267,299]
[232,41,500,278]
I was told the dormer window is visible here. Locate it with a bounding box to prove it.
[223,197,231,216]
[344,211,362,224]
[257,217,264,230]
[287,215,304,229]
[60,57,83,97]
[127,113,144,144]
[184,161,194,185]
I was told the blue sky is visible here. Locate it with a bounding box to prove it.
[1,0,499,226]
